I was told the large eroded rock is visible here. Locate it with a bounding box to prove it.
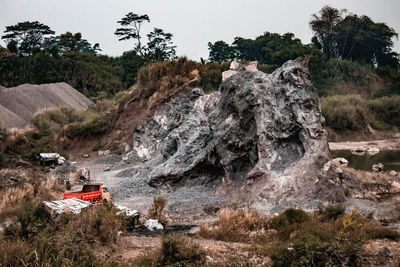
[115,59,344,210]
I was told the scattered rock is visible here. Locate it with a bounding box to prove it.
[92,154,122,165]
[377,247,392,258]
[322,161,331,172]
[116,205,139,217]
[103,167,111,172]
[78,168,90,180]
[391,181,400,191]
[98,150,104,156]
[123,142,131,152]
[57,157,66,165]
[332,157,348,167]
[144,219,164,231]
[389,170,398,177]
[372,163,384,172]
[83,154,89,158]
[351,147,380,156]
[103,150,111,156]
[335,167,343,175]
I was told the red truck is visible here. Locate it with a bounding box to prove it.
[63,183,110,204]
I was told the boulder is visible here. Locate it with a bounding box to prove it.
[144,219,164,231]
[389,170,398,177]
[351,147,379,156]
[113,59,344,210]
[332,157,349,167]
[372,163,384,172]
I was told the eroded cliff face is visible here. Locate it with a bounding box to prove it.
[116,59,344,209]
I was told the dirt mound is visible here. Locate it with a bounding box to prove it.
[0,105,26,129]
[0,82,93,129]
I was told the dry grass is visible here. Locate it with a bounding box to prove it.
[344,166,393,184]
[198,208,268,242]
[199,207,400,266]
[134,234,206,267]
[64,204,123,245]
[0,202,122,266]
[148,196,169,227]
[0,169,63,220]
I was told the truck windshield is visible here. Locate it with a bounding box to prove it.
[82,184,101,193]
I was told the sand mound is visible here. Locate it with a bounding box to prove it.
[0,82,93,129]
[0,105,26,129]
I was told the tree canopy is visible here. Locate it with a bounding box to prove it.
[310,6,399,68]
[208,32,305,66]
[146,28,177,61]
[1,21,55,56]
[208,41,236,63]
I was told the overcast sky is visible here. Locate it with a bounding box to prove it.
[1,0,399,60]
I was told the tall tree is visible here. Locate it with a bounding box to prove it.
[115,13,150,55]
[146,28,177,61]
[335,15,399,67]
[309,6,346,59]
[1,21,55,56]
[208,40,235,63]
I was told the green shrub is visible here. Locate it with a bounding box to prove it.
[319,204,346,220]
[311,58,383,98]
[365,224,400,241]
[270,208,310,230]
[200,62,229,93]
[321,95,369,130]
[368,96,400,128]
[16,202,53,239]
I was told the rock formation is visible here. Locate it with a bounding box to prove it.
[115,59,344,210]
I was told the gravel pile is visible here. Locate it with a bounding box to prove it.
[92,154,122,165]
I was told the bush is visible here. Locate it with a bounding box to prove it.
[16,202,53,239]
[310,58,383,98]
[368,95,400,128]
[0,172,63,220]
[270,208,310,230]
[158,234,206,266]
[135,57,201,99]
[365,224,400,241]
[65,204,123,245]
[200,62,229,93]
[198,208,267,242]
[319,204,346,220]
[148,196,168,227]
[321,95,370,131]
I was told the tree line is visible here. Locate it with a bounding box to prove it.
[0,12,177,97]
[0,6,399,98]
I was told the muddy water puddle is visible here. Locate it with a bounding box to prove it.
[331,150,400,172]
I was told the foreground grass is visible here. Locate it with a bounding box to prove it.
[198,206,400,266]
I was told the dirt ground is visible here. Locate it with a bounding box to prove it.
[329,135,400,151]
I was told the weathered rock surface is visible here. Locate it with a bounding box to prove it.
[112,59,344,211]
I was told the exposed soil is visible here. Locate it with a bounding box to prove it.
[329,136,400,151]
